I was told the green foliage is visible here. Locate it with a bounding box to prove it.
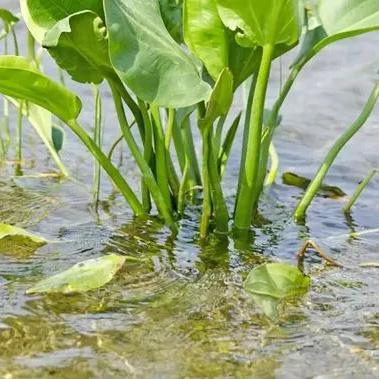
[20,0,104,43]
[159,0,183,43]
[294,0,379,67]
[244,262,310,319]
[216,0,301,48]
[105,0,211,108]
[27,254,126,294]
[200,68,233,128]
[0,56,81,123]
[0,8,19,39]
[43,11,113,84]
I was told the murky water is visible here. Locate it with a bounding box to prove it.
[1,3,379,378]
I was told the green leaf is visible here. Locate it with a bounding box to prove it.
[0,8,19,40]
[184,0,259,87]
[184,0,229,80]
[104,0,211,108]
[216,0,301,48]
[0,56,81,123]
[20,0,104,43]
[43,11,113,84]
[0,223,46,244]
[27,254,126,294]
[293,0,379,67]
[159,0,183,43]
[200,68,233,128]
[244,262,310,318]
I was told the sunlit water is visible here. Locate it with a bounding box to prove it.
[1,3,379,378]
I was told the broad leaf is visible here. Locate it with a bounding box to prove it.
[293,0,379,67]
[20,0,104,43]
[200,68,233,128]
[27,254,126,294]
[216,0,301,48]
[159,0,183,43]
[104,0,211,108]
[244,262,310,318]
[184,0,229,80]
[43,11,113,84]
[184,0,259,87]
[0,223,46,244]
[0,56,81,123]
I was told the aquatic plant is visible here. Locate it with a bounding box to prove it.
[0,0,377,238]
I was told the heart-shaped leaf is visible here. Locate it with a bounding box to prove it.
[105,0,211,108]
[0,223,46,244]
[27,254,126,294]
[244,262,310,318]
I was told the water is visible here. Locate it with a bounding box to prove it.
[1,3,379,377]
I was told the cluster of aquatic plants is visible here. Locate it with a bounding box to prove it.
[0,0,378,238]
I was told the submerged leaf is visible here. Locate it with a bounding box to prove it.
[0,223,46,244]
[27,254,126,294]
[244,262,310,318]
[105,0,211,108]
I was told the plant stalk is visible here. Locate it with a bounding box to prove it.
[234,44,274,230]
[294,80,379,220]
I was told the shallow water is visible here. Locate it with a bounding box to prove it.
[1,3,379,378]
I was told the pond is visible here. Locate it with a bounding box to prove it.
[1,2,379,378]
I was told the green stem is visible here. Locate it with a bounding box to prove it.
[138,100,153,212]
[183,118,202,186]
[264,142,279,187]
[109,82,177,232]
[256,66,300,196]
[234,74,258,216]
[234,44,274,230]
[344,168,379,213]
[208,126,229,233]
[67,119,144,216]
[200,127,212,238]
[151,105,174,211]
[16,101,23,163]
[295,80,379,220]
[92,86,102,206]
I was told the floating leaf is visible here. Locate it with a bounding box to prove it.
[27,254,126,294]
[283,172,346,198]
[244,262,310,318]
[0,223,46,244]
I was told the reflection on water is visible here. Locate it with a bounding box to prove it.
[1,1,379,376]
